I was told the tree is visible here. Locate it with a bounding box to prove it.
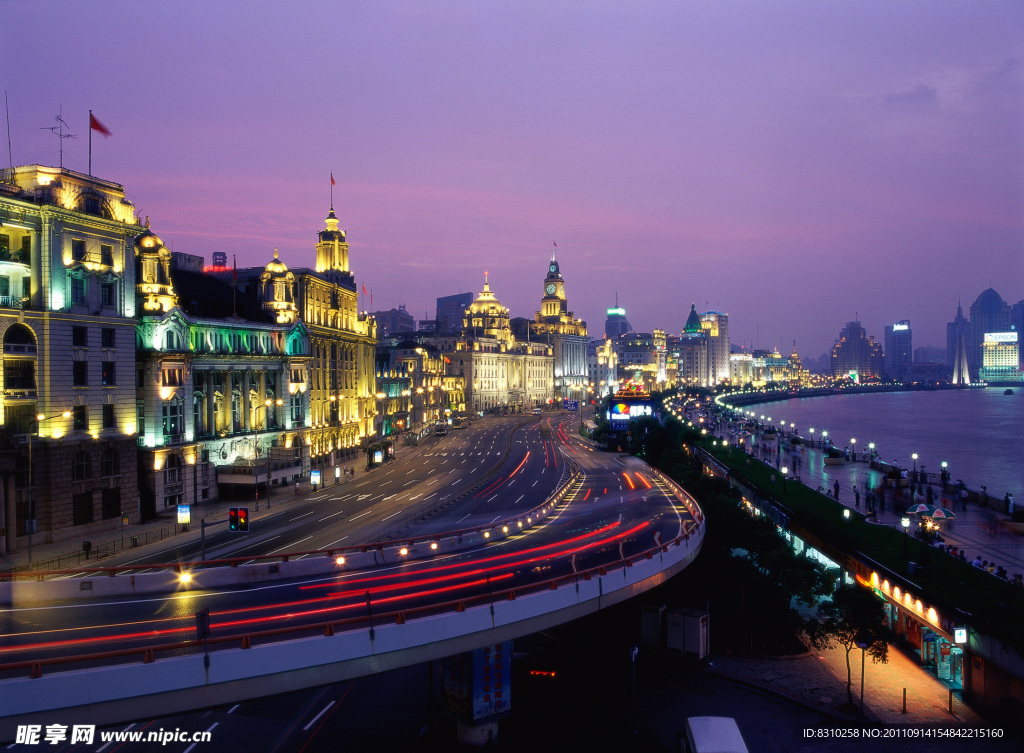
[805,585,889,706]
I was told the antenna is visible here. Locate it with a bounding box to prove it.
[40,108,75,169]
[5,90,12,170]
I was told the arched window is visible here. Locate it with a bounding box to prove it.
[73,450,92,481]
[164,453,182,484]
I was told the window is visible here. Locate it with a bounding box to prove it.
[73,326,88,346]
[166,331,181,350]
[20,235,30,264]
[291,395,304,424]
[73,361,88,386]
[73,492,94,526]
[164,493,182,510]
[71,277,86,304]
[101,282,115,307]
[22,277,29,299]
[101,488,120,520]
[101,328,115,348]
[0,233,8,255]
[100,244,113,266]
[102,403,116,428]
[0,277,8,297]
[73,405,88,432]
[162,367,182,386]
[164,454,182,484]
[72,239,86,261]
[102,361,116,386]
[162,401,183,439]
[101,448,119,476]
[72,451,91,481]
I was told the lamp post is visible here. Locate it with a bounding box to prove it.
[27,411,72,564]
[912,453,918,473]
[902,516,911,560]
[850,438,856,462]
[781,465,788,494]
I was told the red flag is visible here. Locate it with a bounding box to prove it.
[90,113,111,137]
[362,283,367,295]
[553,241,557,247]
[331,173,335,186]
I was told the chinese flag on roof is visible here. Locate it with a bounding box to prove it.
[89,113,111,137]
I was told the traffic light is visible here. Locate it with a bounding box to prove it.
[228,507,240,532]
[237,506,249,532]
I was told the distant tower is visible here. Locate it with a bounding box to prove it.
[315,206,349,274]
[951,333,971,385]
[605,294,631,339]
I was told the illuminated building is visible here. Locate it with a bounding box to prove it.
[587,337,619,397]
[830,320,884,380]
[437,274,553,413]
[979,332,1022,383]
[677,303,710,387]
[604,300,631,339]
[699,309,731,384]
[137,234,311,515]
[0,165,141,553]
[374,341,465,435]
[615,330,667,393]
[370,305,414,337]
[530,254,588,399]
[968,288,1011,376]
[884,320,912,381]
[226,206,378,474]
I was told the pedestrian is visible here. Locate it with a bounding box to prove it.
[971,555,983,568]
[833,480,840,501]
[1008,493,1016,515]
[854,487,860,507]
[980,485,988,509]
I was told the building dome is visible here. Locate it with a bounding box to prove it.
[264,248,288,275]
[135,226,165,252]
[470,273,505,313]
[972,288,1005,315]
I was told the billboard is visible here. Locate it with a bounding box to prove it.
[608,399,654,425]
[984,332,1018,343]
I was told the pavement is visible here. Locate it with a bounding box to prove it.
[746,436,1024,584]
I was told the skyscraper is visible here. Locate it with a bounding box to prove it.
[969,288,1011,375]
[830,320,884,379]
[699,310,731,384]
[605,299,631,339]
[884,320,912,380]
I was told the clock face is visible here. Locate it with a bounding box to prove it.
[549,264,557,273]
[545,283,556,295]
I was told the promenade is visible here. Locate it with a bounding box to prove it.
[764,438,1024,584]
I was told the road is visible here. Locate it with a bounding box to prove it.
[0,413,695,672]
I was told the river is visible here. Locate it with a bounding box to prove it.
[742,388,1024,497]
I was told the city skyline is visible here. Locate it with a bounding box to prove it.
[5,1,1023,357]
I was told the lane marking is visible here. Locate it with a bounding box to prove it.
[303,701,336,731]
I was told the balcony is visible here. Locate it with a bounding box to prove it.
[0,296,26,310]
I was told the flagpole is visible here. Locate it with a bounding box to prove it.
[88,109,92,176]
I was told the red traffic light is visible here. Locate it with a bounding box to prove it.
[238,507,249,532]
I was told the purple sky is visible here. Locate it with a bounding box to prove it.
[6,2,1023,358]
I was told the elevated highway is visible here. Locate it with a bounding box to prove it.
[0,414,704,740]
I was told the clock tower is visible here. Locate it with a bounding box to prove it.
[541,254,567,318]
[532,252,588,399]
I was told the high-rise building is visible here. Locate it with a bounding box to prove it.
[0,165,142,553]
[604,301,632,339]
[830,320,884,380]
[979,332,1022,383]
[969,289,1011,375]
[884,320,912,380]
[531,254,587,399]
[436,292,474,334]
[677,304,710,387]
[699,310,730,384]
[370,305,414,337]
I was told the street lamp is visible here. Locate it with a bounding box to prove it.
[850,438,856,461]
[27,411,72,564]
[781,465,788,493]
[902,516,911,559]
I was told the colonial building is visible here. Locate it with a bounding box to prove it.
[375,340,466,436]
[136,233,311,515]
[530,254,588,400]
[0,165,141,554]
[227,206,377,478]
[677,304,710,388]
[615,330,667,393]
[587,337,619,397]
[437,274,552,413]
